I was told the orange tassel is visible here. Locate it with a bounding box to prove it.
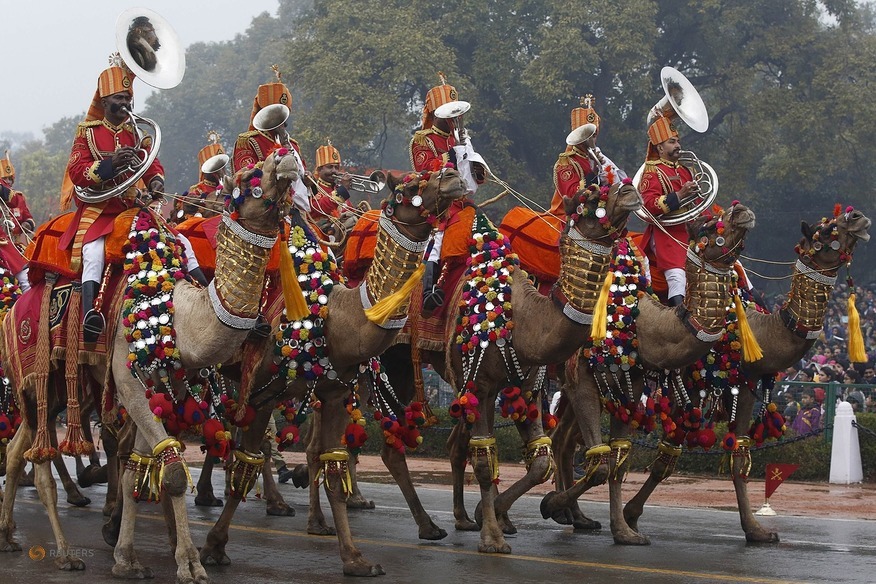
[589,270,614,341]
[734,294,763,362]
[279,238,310,321]
[847,292,867,363]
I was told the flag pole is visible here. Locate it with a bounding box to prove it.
[755,496,777,516]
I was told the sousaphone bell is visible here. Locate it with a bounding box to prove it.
[434,100,471,144]
[75,7,186,204]
[633,66,718,226]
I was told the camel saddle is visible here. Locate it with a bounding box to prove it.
[498,207,563,293]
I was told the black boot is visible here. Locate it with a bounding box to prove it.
[82,280,104,344]
[248,314,273,340]
[189,267,209,287]
[422,260,445,313]
[668,294,685,307]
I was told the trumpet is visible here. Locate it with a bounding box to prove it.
[333,171,386,194]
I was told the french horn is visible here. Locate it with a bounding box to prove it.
[75,8,185,204]
[633,67,718,226]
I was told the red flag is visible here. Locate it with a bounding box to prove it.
[765,463,800,499]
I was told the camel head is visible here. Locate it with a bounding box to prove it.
[687,201,756,269]
[563,179,642,242]
[221,148,299,234]
[381,167,467,240]
[797,206,871,271]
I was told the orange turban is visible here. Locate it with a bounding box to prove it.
[422,73,458,129]
[646,116,678,160]
[315,143,340,169]
[571,95,600,131]
[0,150,13,180]
[85,65,135,122]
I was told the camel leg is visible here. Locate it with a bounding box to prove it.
[606,415,649,545]
[346,455,375,510]
[53,453,91,507]
[317,392,384,576]
[305,410,335,536]
[0,421,32,552]
[468,403,510,555]
[111,468,154,579]
[76,420,107,488]
[194,454,223,507]
[102,428,120,517]
[481,417,555,535]
[539,375,608,528]
[447,423,477,531]
[623,435,684,532]
[263,427,294,516]
[200,489,239,567]
[380,443,446,540]
[732,436,779,543]
[34,458,85,570]
[550,407,601,529]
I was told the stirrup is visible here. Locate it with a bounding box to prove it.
[83,309,106,344]
[247,314,272,339]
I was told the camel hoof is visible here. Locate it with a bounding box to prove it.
[194,495,224,507]
[343,559,384,577]
[55,555,86,570]
[67,493,91,507]
[746,531,780,544]
[103,501,116,517]
[478,542,512,554]
[307,523,336,536]
[346,497,375,510]
[0,540,21,552]
[77,464,107,487]
[200,548,231,566]
[290,464,309,489]
[418,523,448,540]
[266,503,295,517]
[112,564,155,579]
[454,518,479,532]
[102,518,120,547]
[540,491,564,521]
[572,517,602,531]
[613,530,650,546]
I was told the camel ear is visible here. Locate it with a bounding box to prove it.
[385,171,400,193]
[687,216,707,240]
[222,175,234,195]
[800,221,816,240]
[563,194,578,218]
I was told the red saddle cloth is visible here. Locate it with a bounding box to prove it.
[498,207,563,293]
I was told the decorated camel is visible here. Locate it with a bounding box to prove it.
[0,148,299,581]
[182,167,468,576]
[541,202,757,545]
[618,206,870,543]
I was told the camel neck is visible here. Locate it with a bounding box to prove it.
[364,215,429,323]
[782,259,836,337]
[211,216,274,327]
[554,233,613,321]
[682,253,736,340]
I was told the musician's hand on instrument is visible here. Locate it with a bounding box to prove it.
[148,178,165,198]
[679,181,699,198]
[111,147,140,169]
[338,172,352,190]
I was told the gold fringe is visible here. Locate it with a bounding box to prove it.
[848,292,867,363]
[317,448,352,494]
[734,293,762,362]
[523,436,555,482]
[469,436,500,483]
[576,443,611,485]
[279,239,310,320]
[609,438,633,481]
[228,448,265,498]
[364,263,425,326]
[589,270,614,341]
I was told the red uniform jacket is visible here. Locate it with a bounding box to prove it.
[549,147,598,216]
[410,127,455,172]
[310,179,341,222]
[639,159,694,270]
[59,119,165,250]
[233,130,302,173]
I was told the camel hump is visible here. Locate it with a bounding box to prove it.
[498,206,563,284]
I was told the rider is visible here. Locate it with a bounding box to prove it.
[233,66,310,214]
[549,95,627,217]
[638,112,698,306]
[60,63,205,343]
[0,150,36,248]
[309,139,353,223]
[175,132,228,223]
[410,74,488,314]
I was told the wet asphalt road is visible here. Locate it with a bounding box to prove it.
[2,462,875,584]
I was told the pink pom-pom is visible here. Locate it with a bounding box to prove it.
[731,199,740,206]
[846,206,854,213]
[277,147,289,156]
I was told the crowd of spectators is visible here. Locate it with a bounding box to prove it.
[771,281,876,433]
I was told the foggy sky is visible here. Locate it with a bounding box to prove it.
[1,0,280,138]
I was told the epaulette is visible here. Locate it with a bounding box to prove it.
[236,130,261,150]
[411,128,435,148]
[555,149,574,168]
[75,120,103,138]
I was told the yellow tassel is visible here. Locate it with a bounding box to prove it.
[279,239,310,321]
[589,270,614,341]
[847,292,867,363]
[363,263,425,325]
[734,293,763,362]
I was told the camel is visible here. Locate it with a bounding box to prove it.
[0,148,299,581]
[619,206,871,543]
[541,203,757,545]
[193,167,468,577]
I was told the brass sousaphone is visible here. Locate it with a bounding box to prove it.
[75,7,186,203]
[633,67,718,226]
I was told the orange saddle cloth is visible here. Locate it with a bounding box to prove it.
[498,207,563,285]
